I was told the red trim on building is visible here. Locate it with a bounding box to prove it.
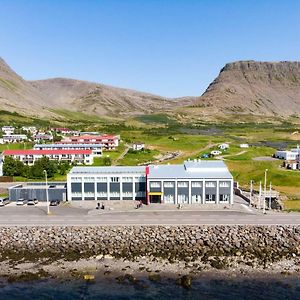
[3,149,92,156]
[145,166,150,205]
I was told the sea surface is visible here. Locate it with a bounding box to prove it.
[0,275,299,300]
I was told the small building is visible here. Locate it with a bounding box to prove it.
[62,134,119,150]
[2,149,94,165]
[240,144,249,148]
[218,143,229,150]
[22,126,37,134]
[9,182,67,202]
[67,160,233,205]
[210,150,222,156]
[274,150,298,160]
[1,126,15,135]
[132,143,145,151]
[33,133,53,143]
[0,134,27,144]
[34,143,103,157]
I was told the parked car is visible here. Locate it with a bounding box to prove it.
[0,198,10,207]
[50,200,60,206]
[27,198,38,206]
[16,198,28,206]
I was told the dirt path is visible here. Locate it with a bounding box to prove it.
[216,150,248,160]
[112,144,130,166]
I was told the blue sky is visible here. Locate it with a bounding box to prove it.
[1,0,300,97]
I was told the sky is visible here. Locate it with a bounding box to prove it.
[0,0,300,98]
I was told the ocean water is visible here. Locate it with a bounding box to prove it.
[0,276,299,300]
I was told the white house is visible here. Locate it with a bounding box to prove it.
[1,126,15,135]
[22,126,37,134]
[132,143,145,151]
[218,143,229,150]
[210,150,222,156]
[274,150,298,160]
[240,144,249,148]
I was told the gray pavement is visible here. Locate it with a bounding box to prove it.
[0,205,299,226]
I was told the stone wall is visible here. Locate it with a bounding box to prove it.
[0,226,299,263]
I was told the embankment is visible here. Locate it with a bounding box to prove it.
[0,225,299,267]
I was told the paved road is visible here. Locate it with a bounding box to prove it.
[0,206,299,226]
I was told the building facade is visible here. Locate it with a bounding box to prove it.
[62,134,119,150]
[34,143,103,157]
[67,160,233,204]
[3,149,94,165]
[0,134,27,144]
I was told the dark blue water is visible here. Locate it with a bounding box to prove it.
[0,276,299,300]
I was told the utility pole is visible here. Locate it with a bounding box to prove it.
[249,180,253,207]
[263,169,268,214]
[259,181,262,210]
[269,182,272,210]
[43,170,50,215]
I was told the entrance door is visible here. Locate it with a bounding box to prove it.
[150,195,161,203]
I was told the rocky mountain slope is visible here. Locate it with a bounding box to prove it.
[1,57,300,120]
[194,61,300,116]
[0,57,192,119]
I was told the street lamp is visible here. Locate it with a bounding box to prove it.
[263,169,268,214]
[43,170,50,215]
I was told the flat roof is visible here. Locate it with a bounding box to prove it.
[69,166,146,175]
[148,160,233,179]
[68,160,233,179]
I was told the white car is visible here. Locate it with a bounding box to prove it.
[16,198,28,206]
[0,198,10,207]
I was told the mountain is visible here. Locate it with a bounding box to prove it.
[0,57,53,117]
[0,57,193,119]
[30,78,192,116]
[1,57,300,121]
[193,61,300,116]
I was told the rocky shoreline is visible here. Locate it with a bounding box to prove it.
[0,225,299,286]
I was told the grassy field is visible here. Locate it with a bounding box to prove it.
[2,112,300,210]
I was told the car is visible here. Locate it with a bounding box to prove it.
[16,198,28,206]
[27,198,38,206]
[0,198,10,207]
[50,200,60,206]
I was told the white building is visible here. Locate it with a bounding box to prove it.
[240,144,249,148]
[1,126,15,135]
[34,143,103,157]
[66,160,233,205]
[22,126,37,134]
[2,149,94,166]
[132,143,145,151]
[274,150,298,160]
[33,133,53,143]
[218,143,229,150]
[0,134,27,144]
[210,150,222,156]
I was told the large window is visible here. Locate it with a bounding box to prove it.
[191,181,202,188]
[178,194,188,203]
[84,177,94,181]
[150,181,161,188]
[219,181,230,188]
[136,176,146,182]
[110,191,120,197]
[192,194,202,203]
[110,177,119,183]
[205,182,216,188]
[136,191,146,197]
[164,181,175,188]
[164,194,174,203]
[97,191,107,197]
[178,181,188,188]
[97,177,107,182]
[205,194,216,202]
[220,194,230,202]
[123,191,133,197]
[123,177,133,183]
